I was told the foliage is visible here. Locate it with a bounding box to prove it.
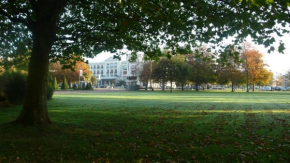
[0,53,30,71]
[152,58,174,91]
[116,80,126,87]
[91,76,97,86]
[46,75,55,100]
[173,56,190,90]
[218,67,246,91]
[242,48,273,89]
[85,83,93,90]
[72,83,78,90]
[217,46,246,92]
[47,82,54,100]
[54,77,59,90]
[50,61,92,83]
[139,61,152,88]
[0,64,4,75]
[4,71,27,104]
[61,76,69,90]
[187,47,217,91]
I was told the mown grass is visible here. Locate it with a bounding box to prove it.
[0,90,289,162]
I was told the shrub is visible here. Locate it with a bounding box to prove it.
[86,82,93,90]
[47,82,54,100]
[73,83,78,90]
[81,82,86,90]
[61,76,69,90]
[4,71,27,104]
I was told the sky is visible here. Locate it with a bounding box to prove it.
[86,34,290,77]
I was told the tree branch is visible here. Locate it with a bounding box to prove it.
[0,8,29,27]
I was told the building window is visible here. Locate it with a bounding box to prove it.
[123,71,127,75]
[101,70,103,74]
[115,69,117,73]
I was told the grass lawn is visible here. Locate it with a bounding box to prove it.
[0,90,289,162]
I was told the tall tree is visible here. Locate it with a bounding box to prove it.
[242,48,272,92]
[217,45,246,92]
[152,58,172,91]
[218,67,246,92]
[173,56,189,91]
[187,47,217,91]
[0,1,288,125]
[139,61,152,91]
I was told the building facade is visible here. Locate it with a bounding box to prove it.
[89,55,142,87]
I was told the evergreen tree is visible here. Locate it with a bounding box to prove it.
[61,76,69,90]
[54,77,59,90]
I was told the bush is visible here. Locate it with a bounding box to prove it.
[4,71,27,104]
[47,82,54,100]
[85,82,93,90]
[73,83,78,90]
[1,71,55,104]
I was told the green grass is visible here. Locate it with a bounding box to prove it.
[0,90,289,162]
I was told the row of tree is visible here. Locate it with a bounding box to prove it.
[49,61,97,86]
[139,45,273,92]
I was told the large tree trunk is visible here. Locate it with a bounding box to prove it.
[14,1,65,125]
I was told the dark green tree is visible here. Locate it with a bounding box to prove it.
[1,1,288,125]
[61,76,69,90]
[152,58,170,91]
[217,45,245,92]
[173,56,190,91]
[187,47,217,91]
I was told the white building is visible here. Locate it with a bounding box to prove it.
[89,55,143,87]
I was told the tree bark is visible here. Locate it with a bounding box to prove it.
[162,80,165,91]
[195,83,199,91]
[170,81,172,93]
[14,1,66,125]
